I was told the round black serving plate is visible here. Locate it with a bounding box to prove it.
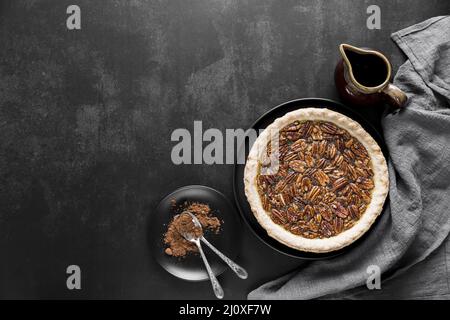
[233,98,388,259]
[151,185,242,281]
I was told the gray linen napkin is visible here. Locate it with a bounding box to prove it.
[249,16,450,300]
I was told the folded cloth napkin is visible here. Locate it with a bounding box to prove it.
[249,16,450,300]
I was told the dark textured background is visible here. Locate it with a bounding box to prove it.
[0,0,448,299]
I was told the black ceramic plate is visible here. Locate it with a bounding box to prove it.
[233,98,388,259]
[151,185,242,281]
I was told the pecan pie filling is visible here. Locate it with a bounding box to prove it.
[257,120,375,239]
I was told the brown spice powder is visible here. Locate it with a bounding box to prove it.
[164,202,221,257]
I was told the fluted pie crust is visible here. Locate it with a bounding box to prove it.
[244,108,389,253]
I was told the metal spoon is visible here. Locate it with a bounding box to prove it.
[183,211,248,280]
[177,212,224,299]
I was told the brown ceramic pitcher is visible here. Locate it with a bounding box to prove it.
[335,44,407,109]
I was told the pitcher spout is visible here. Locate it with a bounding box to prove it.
[338,43,392,93]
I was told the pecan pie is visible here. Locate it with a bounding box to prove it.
[244,108,389,253]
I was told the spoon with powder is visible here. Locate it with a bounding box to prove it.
[176,211,224,299]
[179,211,248,277]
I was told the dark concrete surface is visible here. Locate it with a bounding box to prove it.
[0,0,448,299]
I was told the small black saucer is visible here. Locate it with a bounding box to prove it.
[151,185,242,281]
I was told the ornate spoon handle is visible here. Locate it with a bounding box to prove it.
[201,237,248,279]
[196,240,224,299]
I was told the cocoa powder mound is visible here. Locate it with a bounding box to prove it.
[164,202,221,257]
[186,202,221,233]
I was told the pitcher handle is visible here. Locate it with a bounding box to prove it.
[382,84,407,109]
